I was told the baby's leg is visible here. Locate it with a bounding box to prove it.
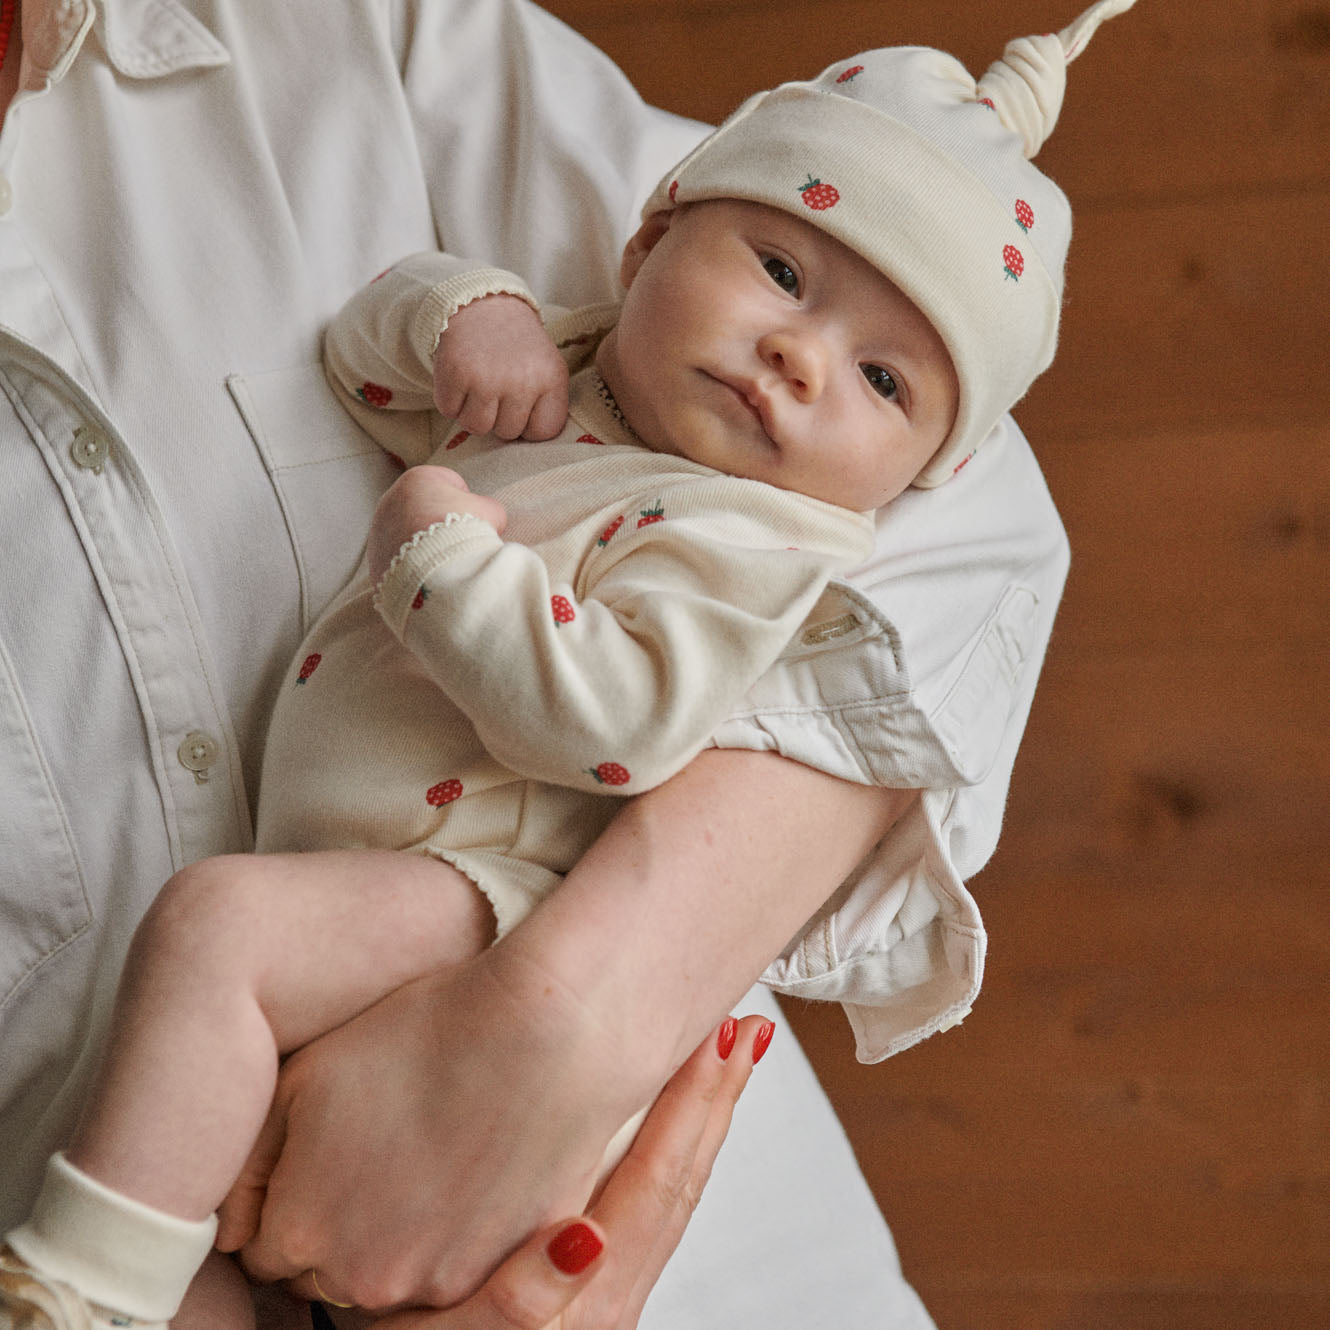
[71,849,493,1221]
[3,850,488,1330]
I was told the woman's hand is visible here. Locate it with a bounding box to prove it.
[433,294,569,442]
[221,944,671,1311]
[219,1012,772,1327]
[369,1014,773,1330]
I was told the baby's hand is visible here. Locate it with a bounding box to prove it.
[433,294,569,441]
[367,466,508,586]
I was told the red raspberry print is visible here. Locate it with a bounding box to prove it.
[637,503,665,528]
[411,585,429,610]
[799,176,839,211]
[598,515,625,546]
[836,65,864,83]
[589,762,630,787]
[577,433,605,446]
[426,779,463,807]
[551,594,576,626]
[446,429,470,450]
[1014,199,1034,233]
[356,382,392,407]
[296,653,321,685]
[1002,244,1025,282]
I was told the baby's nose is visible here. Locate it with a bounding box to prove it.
[758,330,826,400]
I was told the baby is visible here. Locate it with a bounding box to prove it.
[0,4,1135,1329]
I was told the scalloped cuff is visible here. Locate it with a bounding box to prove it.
[408,267,540,369]
[372,514,500,633]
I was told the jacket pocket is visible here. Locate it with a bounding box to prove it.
[0,634,91,1009]
[227,365,403,631]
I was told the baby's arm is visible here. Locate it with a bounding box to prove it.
[369,465,872,793]
[325,253,568,456]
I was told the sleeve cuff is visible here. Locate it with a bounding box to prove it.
[373,514,501,635]
[409,267,541,369]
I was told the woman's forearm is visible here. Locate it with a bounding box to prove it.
[497,747,917,1093]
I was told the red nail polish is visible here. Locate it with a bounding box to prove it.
[547,1221,604,1276]
[751,1020,775,1064]
[716,1016,738,1060]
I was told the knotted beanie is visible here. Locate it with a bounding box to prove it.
[642,0,1139,486]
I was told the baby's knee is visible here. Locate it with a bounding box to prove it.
[128,855,261,977]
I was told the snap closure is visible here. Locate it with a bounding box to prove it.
[177,731,220,784]
[71,425,111,474]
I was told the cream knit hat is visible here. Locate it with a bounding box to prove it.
[642,0,1139,487]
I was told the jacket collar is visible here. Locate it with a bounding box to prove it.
[23,0,228,88]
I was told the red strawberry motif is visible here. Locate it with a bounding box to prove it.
[799,176,839,211]
[977,96,996,110]
[668,180,679,202]
[356,382,392,407]
[426,778,463,807]
[551,594,576,626]
[597,515,625,546]
[637,503,665,528]
[589,762,630,787]
[411,585,429,610]
[577,433,605,446]
[1014,199,1034,233]
[446,429,470,450]
[836,65,864,83]
[296,653,321,685]
[1002,244,1025,282]
[385,451,407,471]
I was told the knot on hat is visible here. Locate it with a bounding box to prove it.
[975,0,1139,159]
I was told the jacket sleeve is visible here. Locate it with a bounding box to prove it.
[323,252,542,467]
[374,482,874,794]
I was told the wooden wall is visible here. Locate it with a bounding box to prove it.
[540,2,1330,1325]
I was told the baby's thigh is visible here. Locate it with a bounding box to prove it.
[146,849,493,1052]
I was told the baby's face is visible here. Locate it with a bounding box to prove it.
[596,199,958,510]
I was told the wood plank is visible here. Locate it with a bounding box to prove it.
[1000,649,1329,871]
[917,1283,1330,1330]
[1016,190,1330,442]
[1029,422,1330,653]
[784,1007,1330,1283]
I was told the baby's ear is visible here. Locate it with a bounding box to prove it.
[619,210,674,288]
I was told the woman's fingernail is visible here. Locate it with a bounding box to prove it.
[751,1020,776,1065]
[547,1221,604,1276]
[716,1016,738,1060]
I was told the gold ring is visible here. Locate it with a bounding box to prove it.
[309,1270,355,1309]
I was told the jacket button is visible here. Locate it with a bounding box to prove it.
[178,731,220,784]
[71,425,111,474]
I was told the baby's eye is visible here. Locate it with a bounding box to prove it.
[762,256,799,295]
[862,364,899,400]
